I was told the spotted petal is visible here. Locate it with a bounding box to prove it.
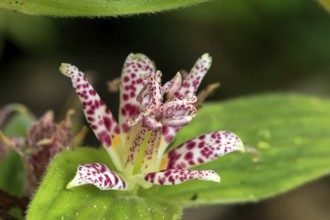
[135,71,163,111]
[60,64,123,170]
[174,53,212,98]
[144,169,220,185]
[123,123,150,170]
[159,54,213,157]
[162,72,182,95]
[67,163,127,190]
[166,131,244,170]
[119,53,155,133]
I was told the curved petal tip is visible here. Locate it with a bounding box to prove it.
[67,163,127,190]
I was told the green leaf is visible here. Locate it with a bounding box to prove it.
[28,93,330,218]
[27,148,182,220]
[318,0,330,13]
[3,105,35,137]
[1,12,60,52]
[0,0,210,17]
[0,106,35,196]
[154,93,330,206]
[9,207,24,220]
[0,151,24,196]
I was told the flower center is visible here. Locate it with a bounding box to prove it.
[121,71,198,177]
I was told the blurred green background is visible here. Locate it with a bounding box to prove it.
[0,0,330,219]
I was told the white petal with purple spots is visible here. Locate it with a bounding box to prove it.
[119,54,155,134]
[144,169,220,185]
[166,131,244,169]
[67,163,127,190]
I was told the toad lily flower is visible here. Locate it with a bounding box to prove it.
[60,53,244,191]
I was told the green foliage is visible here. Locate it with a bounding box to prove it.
[318,0,330,13]
[318,0,330,12]
[26,148,182,220]
[157,93,330,206]
[0,151,24,196]
[28,93,330,219]
[174,0,305,24]
[8,207,24,220]
[0,0,210,17]
[0,12,59,53]
[0,107,35,196]
[4,113,35,137]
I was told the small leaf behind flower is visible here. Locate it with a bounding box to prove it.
[0,109,35,196]
[0,151,24,196]
[4,112,35,137]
